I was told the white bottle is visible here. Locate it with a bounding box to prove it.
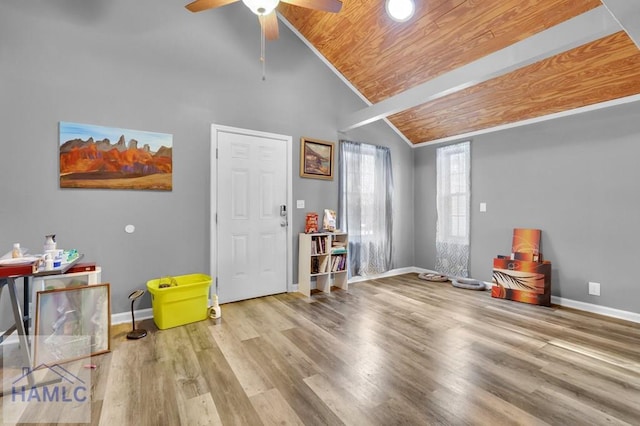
[209,294,222,319]
[11,243,22,258]
[44,234,56,252]
[44,255,54,271]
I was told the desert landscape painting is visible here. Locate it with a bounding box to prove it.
[300,138,333,180]
[59,122,173,190]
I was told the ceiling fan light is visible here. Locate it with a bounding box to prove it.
[386,0,415,22]
[242,0,280,15]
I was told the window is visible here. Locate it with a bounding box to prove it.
[344,149,376,237]
[339,140,394,277]
[443,149,469,241]
[436,141,470,277]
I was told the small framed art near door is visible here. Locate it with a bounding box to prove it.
[300,137,334,180]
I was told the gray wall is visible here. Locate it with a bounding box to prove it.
[415,101,640,314]
[0,0,414,324]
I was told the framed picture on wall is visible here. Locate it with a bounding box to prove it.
[300,137,334,180]
[59,121,173,191]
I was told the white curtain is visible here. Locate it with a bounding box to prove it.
[339,140,394,277]
[436,141,470,278]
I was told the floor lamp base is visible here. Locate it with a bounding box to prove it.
[127,289,148,340]
[127,329,148,340]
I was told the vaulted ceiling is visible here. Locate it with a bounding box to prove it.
[278,0,640,145]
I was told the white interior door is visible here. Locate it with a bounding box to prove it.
[212,125,291,303]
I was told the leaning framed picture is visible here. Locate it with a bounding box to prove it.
[34,283,111,366]
[300,137,334,180]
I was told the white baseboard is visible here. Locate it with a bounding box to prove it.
[550,296,640,323]
[111,308,153,325]
[481,282,639,324]
[348,266,427,283]
[290,267,423,293]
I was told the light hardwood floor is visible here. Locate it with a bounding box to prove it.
[4,273,640,425]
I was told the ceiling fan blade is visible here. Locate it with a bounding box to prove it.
[259,13,279,41]
[185,0,239,12]
[280,0,342,13]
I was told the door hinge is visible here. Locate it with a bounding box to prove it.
[216,148,218,159]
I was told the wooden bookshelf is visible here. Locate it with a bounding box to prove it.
[298,232,348,297]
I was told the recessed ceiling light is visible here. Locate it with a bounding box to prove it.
[386,0,415,22]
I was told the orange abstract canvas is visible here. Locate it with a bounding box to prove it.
[492,258,551,306]
[512,228,541,254]
[492,228,551,306]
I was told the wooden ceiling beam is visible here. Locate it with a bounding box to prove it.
[338,6,621,133]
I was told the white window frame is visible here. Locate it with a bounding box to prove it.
[344,148,376,238]
[437,142,470,245]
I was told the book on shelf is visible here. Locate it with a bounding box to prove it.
[331,254,346,272]
[314,236,326,254]
[319,256,329,273]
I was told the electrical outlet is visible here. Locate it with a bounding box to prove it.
[588,281,601,296]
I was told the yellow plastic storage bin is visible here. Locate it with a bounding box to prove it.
[146,273,212,330]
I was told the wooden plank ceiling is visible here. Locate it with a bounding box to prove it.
[279,0,640,144]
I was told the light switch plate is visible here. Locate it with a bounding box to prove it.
[296,200,305,209]
[480,202,487,212]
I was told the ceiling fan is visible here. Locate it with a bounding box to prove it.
[185,0,343,41]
